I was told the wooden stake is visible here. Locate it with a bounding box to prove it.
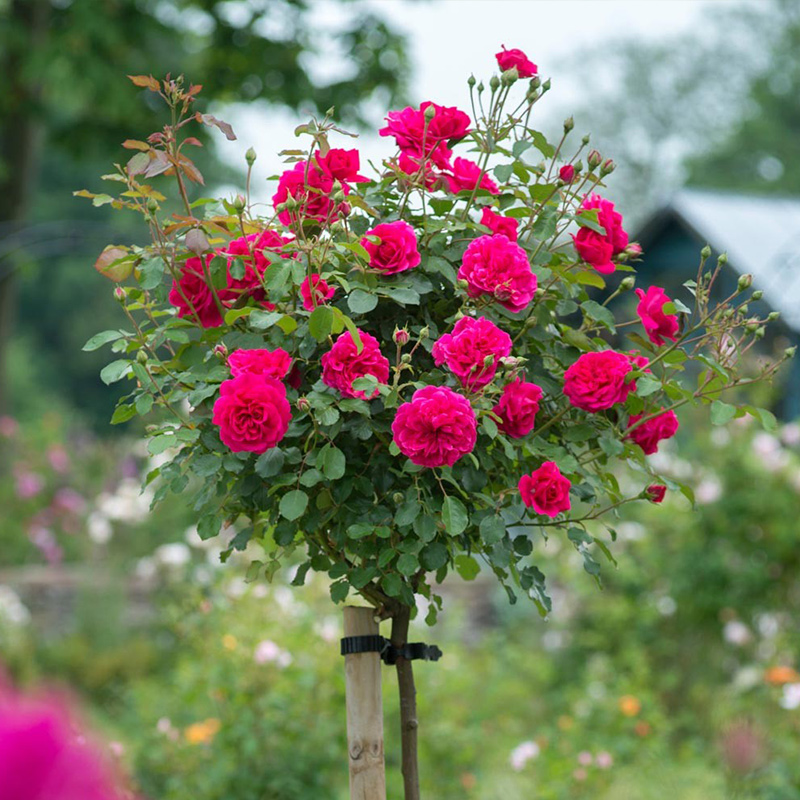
[343,606,387,800]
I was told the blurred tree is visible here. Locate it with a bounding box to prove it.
[0,0,411,421]
[565,0,799,224]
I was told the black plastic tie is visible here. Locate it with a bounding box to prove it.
[340,635,443,665]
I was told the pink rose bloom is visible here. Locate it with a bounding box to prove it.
[391,385,477,468]
[627,409,679,455]
[480,207,518,241]
[0,682,127,800]
[518,461,571,518]
[495,45,538,78]
[212,373,291,453]
[563,350,635,412]
[169,254,224,328]
[272,160,347,227]
[572,194,628,275]
[646,484,667,503]
[446,157,499,195]
[380,102,470,154]
[314,148,369,183]
[458,234,537,313]
[433,316,512,390]
[300,273,336,311]
[15,471,44,499]
[362,220,421,275]
[286,364,303,390]
[228,348,292,380]
[221,230,292,307]
[397,152,441,189]
[559,164,576,184]
[636,286,680,346]
[493,378,543,437]
[321,330,390,400]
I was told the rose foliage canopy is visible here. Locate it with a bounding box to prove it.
[79,61,789,621]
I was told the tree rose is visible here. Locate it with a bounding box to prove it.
[432,316,512,390]
[362,220,421,275]
[636,286,679,346]
[480,207,518,241]
[519,461,571,517]
[563,350,635,412]
[168,254,223,328]
[212,373,291,453]
[458,234,537,313]
[572,194,629,274]
[321,330,390,399]
[446,157,500,195]
[391,385,477,467]
[493,378,543,437]
[495,45,537,78]
[228,348,292,380]
[627,409,680,455]
[300,273,336,311]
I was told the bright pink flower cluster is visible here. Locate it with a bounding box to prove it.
[300,274,336,311]
[212,371,291,453]
[495,45,538,78]
[563,350,637,412]
[493,378,543,438]
[169,230,292,328]
[0,682,127,800]
[519,461,571,517]
[391,385,477,467]
[627,409,679,455]
[433,316,512,390]
[321,330,390,400]
[362,220,421,275]
[572,194,629,275]
[458,234,537,313]
[228,348,292,380]
[636,286,680,346]
[446,157,499,195]
[481,207,518,241]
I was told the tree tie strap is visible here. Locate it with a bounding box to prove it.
[340,635,443,666]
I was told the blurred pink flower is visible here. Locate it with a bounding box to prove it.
[509,740,540,771]
[577,750,593,766]
[28,526,62,565]
[15,471,44,500]
[596,751,614,769]
[0,415,18,437]
[573,767,588,781]
[254,640,292,668]
[0,679,128,800]
[53,488,87,516]
[47,446,71,473]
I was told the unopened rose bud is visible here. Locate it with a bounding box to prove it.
[581,134,591,146]
[541,78,551,92]
[285,194,298,210]
[393,327,410,346]
[297,397,310,413]
[339,202,351,217]
[768,311,780,322]
[723,308,734,319]
[456,278,469,291]
[114,287,126,303]
[401,353,412,364]
[619,276,636,291]
[392,492,404,504]
[418,326,430,340]
[489,75,500,92]
[587,149,602,169]
[468,74,476,88]
[645,484,666,504]
[333,190,346,203]
[483,354,495,368]
[245,147,257,165]
[499,356,522,369]
[600,158,615,176]
[573,160,583,172]
[745,319,759,334]
[146,197,159,213]
[563,116,574,133]
[501,68,518,86]
[136,350,148,365]
[477,81,485,93]
[625,243,643,258]
[530,76,541,90]
[559,164,576,184]
[718,252,729,267]
[232,194,246,213]
[737,273,753,292]
[785,346,797,359]
[700,244,712,260]
[213,343,228,360]
[325,106,335,117]
[754,326,766,339]
[751,290,763,301]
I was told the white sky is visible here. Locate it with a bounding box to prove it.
[221,0,747,203]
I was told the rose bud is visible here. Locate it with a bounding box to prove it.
[587,149,602,169]
[393,327,410,346]
[245,147,257,165]
[559,164,576,184]
[645,484,666,503]
[114,287,126,303]
[297,396,311,413]
[213,343,228,360]
[737,273,753,292]
[600,158,616,176]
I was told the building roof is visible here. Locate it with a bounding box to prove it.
[639,188,800,331]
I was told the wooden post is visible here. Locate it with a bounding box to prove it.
[343,606,387,800]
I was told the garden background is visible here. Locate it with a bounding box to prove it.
[2,0,800,797]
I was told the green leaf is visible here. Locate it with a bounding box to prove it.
[710,400,736,426]
[279,489,308,520]
[479,515,505,544]
[530,130,556,158]
[420,542,449,571]
[197,514,222,540]
[319,443,346,480]
[308,305,334,342]
[580,300,616,332]
[442,496,468,535]
[83,330,126,351]
[348,289,378,314]
[249,309,284,330]
[455,554,481,581]
[110,403,137,424]
[138,257,165,290]
[395,499,421,527]
[512,140,532,159]
[330,580,350,603]
[147,434,177,455]
[135,393,154,415]
[636,375,662,398]
[255,448,285,478]
[224,307,253,325]
[347,523,373,539]
[100,360,131,385]
[396,553,420,576]
[494,163,513,183]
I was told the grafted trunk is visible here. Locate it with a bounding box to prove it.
[391,605,420,800]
